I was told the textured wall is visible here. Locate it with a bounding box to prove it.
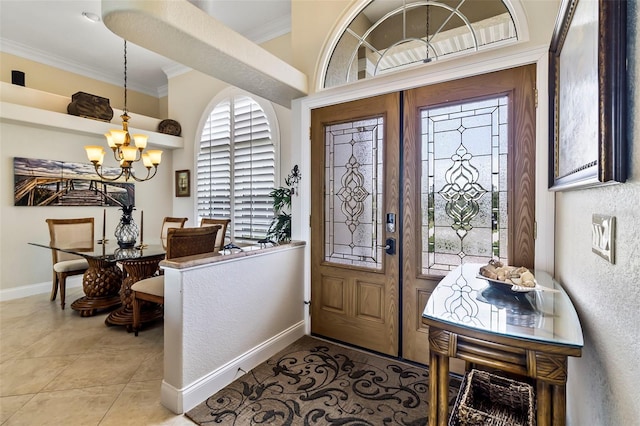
[555,3,640,424]
[161,245,306,412]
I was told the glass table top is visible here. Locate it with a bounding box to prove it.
[422,263,584,348]
[29,240,166,262]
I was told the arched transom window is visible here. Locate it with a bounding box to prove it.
[324,0,518,88]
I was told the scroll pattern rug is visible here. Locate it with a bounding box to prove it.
[186,336,461,425]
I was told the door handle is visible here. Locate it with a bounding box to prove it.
[378,238,396,255]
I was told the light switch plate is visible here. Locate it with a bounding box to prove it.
[592,214,615,264]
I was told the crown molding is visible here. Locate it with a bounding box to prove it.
[245,13,291,45]
[1,37,163,98]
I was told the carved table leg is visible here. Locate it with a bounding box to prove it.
[437,354,450,426]
[537,381,552,426]
[552,384,566,426]
[105,254,165,329]
[70,258,122,317]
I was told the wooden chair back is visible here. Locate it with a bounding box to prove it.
[200,218,231,251]
[165,226,220,259]
[161,217,187,248]
[46,218,94,263]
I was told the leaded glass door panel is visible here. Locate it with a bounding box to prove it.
[402,65,536,364]
[311,93,400,356]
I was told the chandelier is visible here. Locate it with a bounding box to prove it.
[85,40,162,182]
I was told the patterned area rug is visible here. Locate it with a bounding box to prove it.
[186,335,461,425]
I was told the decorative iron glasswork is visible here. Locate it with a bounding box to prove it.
[421,96,508,275]
[442,268,483,327]
[325,118,384,270]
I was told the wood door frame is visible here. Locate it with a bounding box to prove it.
[295,47,554,336]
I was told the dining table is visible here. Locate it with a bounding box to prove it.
[29,240,165,323]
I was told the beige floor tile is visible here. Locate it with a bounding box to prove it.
[42,347,151,392]
[99,380,193,426]
[0,288,188,425]
[130,349,164,382]
[89,323,162,353]
[0,355,77,397]
[0,394,35,423]
[3,384,124,426]
[0,330,49,364]
[15,326,107,359]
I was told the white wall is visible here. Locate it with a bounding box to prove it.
[556,3,640,424]
[161,244,306,413]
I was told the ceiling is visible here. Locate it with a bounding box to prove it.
[0,0,291,97]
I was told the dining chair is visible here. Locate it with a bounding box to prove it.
[46,217,94,309]
[131,225,220,335]
[160,217,188,249]
[200,218,231,252]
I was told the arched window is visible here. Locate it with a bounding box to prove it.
[197,93,277,241]
[323,0,520,88]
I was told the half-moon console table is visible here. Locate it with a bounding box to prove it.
[422,263,583,426]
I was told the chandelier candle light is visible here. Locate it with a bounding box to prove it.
[85,40,162,182]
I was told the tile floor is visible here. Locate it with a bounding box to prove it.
[0,287,194,425]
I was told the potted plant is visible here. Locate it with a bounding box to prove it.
[266,187,291,243]
[266,166,300,243]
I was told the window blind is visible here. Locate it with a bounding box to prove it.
[197,95,275,240]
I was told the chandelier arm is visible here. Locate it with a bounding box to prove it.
[129,166,158,182]
[93,164,126,182]
[112,148,122,162]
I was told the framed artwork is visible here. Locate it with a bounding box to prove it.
[548,0,627,191]
[175,169,190,197]
[13,157,134,207]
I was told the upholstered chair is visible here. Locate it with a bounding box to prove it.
[46,218,94,309]
[160,217,188,249]
[199,218,231,252]
[131,225,220,335]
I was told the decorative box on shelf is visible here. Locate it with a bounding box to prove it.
[67,91,114,122]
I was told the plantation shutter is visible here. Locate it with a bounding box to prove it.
[197,95,275,240]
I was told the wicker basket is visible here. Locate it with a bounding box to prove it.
[448,369,535,426]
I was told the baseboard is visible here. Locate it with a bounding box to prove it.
[161,320,306,414]
[0,276,83,302]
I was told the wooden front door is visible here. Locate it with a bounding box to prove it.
[310,65,536,362]
[311,93,400,356]
[402,65,537,364]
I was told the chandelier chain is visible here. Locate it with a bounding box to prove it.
[123,40,128,114]
[426,4,430,61]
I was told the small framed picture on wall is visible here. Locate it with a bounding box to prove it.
[175,170,190,197]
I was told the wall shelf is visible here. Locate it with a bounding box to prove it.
[0,83,183,149]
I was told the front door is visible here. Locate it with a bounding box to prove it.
[311,93,400,356]
[311,65,537,362]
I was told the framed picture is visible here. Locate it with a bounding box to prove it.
[175,170,190,197]
[548,0,627,191]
